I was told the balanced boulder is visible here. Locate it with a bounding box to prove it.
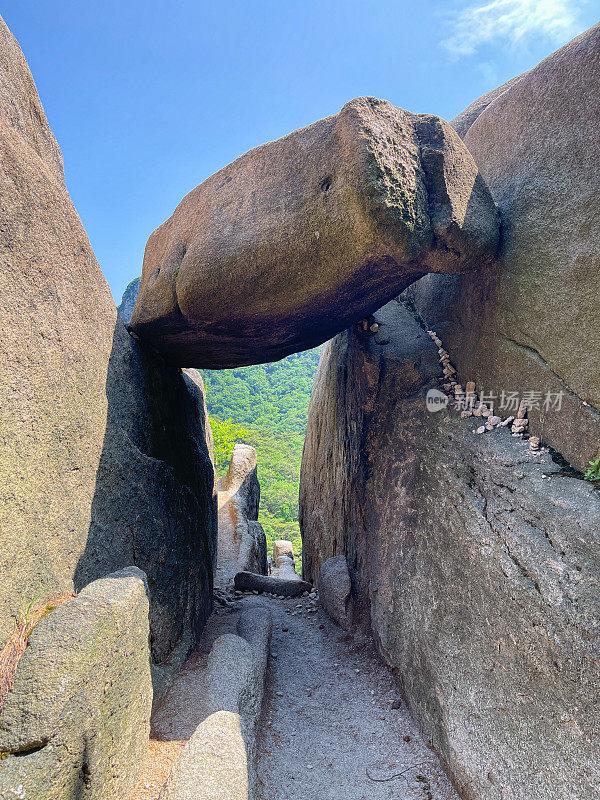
[130,97,499,368]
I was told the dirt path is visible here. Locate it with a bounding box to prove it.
[131,592,459,800]
[255,595,459,800]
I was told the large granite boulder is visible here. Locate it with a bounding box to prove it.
[216,444,266,588]
[0,13,216,679]
[410,23,600,472]
[451,72,527,138]
[79,362,217,672]
[300,298,600,799]
[0,18,64,184]
[130,97,499,368]
[0,568,152,800]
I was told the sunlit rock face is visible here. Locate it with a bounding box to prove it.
[130,97,499,368]
[300,297,600,800]
[299,24,600,799]
[216,443,267,588]
[0,569,153,800]
[0,12,216,670]
[409,22,600,473]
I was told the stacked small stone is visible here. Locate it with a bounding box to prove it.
[426,330,460,395]
[425,330,545,455]
[529,436,541,453]
[511,401,529,436]
[359,317,379,333]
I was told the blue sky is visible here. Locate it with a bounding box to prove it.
[3,1,596,302]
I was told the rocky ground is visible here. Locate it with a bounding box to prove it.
[255,595,458,800]
[132,590,459,800]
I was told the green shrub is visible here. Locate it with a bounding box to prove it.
[210,417,250,472]
[584,458,600,482]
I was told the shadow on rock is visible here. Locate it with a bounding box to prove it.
[74,319,217,668]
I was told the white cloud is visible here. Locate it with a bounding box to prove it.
[441,0,583,58]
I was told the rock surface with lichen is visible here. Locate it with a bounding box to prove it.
[130,97,499,367]
[408,23,600,472]
[0,12,216,677]
[300,297,600,800]
[0,568,152,800]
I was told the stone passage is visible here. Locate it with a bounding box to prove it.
[216,444,267,589]
[257,594,460,800]
[130,97,499,368]
[130,590,459,800]
[2,7,599,799]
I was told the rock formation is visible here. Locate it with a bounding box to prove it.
[232,537,313,596]
[270,540,298,580]
[216,444,267,588]
[233,571,312,597]
[130,97,500,367]
[409,23,600,472]
[0,10,216,691]
[300,295,600,799]
[299,25,600,798]
[450,72,528,138]
[317,556,353,630]
[3,8,600,799]
[117,275,141,323]
[0,568,152,799]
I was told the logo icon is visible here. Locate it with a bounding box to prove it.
[426,388,449,413]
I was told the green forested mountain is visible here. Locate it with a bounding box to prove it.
[202,349,321,435]
[202,348,322,569]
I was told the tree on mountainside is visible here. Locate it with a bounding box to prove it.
[210,418,250,473]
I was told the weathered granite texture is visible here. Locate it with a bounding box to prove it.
[130,97,499,367]
[409,23,600,472]
[0,13,216,668]
[233,572,312,597]
[0,568,152,800]
[317,556,353,630]
[77,360,217,668]
[216,444,267,588]
[451,73,527,138]
[270,539,299,581]
[300,299,600,800]
[160,607,272,800]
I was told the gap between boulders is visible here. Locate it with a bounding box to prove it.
[131,590,459,800]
